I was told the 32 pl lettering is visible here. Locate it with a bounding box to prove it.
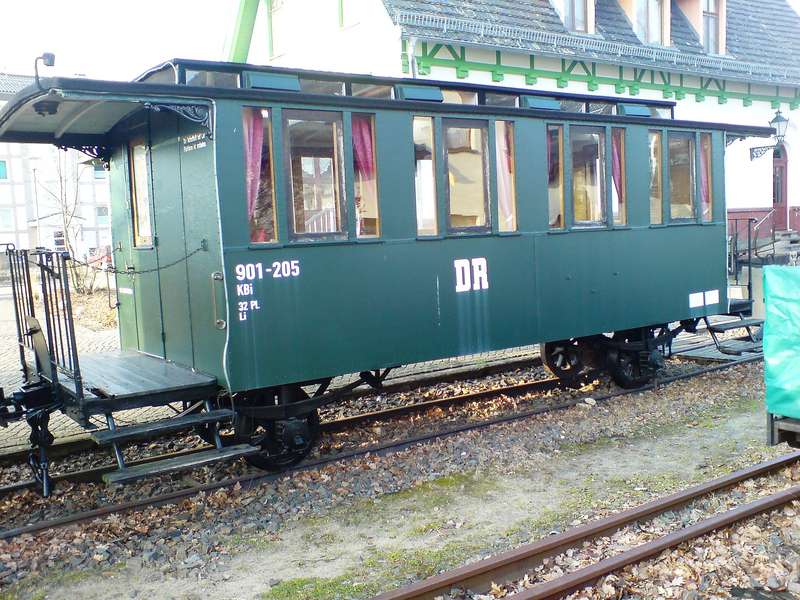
[454,258,489,293]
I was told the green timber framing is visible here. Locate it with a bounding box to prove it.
[228,0,799,111]
[401,42,800,110]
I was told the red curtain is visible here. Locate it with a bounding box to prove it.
[612,129,624,203]
[700,135,711,219]
[352,115,374,181]
[242,108,265,241]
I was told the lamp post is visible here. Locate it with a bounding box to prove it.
[750,110,790,160]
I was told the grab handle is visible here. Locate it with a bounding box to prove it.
[211,271,226,330]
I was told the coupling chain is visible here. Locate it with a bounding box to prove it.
[32,245,206,276]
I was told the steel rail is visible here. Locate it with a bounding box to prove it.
[519,484,800,600]
[0,355,761,541]
[373,452,800,600]
[0,374,570,496]
[0,355,543,464]
[319,375,569,432]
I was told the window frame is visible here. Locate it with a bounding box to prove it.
[128,136,153,248]
[564,0,588,33]
[698,131,714,222]
[242,106,280,245]
[494,120,518,234]
[546,123,566,231]
[667,131,697,223]
[412,115,440,238]
[283,108,348,241]
[649,129,665,226]
[351,112,381,239]
[442,117,491,234]
[636,0,664,45]
[0,207,13,231]
[703,0,719,54]
[609,127,627,227]
[569,124,608,228]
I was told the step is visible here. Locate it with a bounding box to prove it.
[103,444,259,485]
[708,318,764,334]
[718,341,762,356]
[92,409,234,445]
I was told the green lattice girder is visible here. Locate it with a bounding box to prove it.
[229,0,261,63]
[406,43,800,110]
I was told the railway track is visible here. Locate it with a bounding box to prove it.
[0,372,570,496]
[0,354,760,542]
[374,451,800,600]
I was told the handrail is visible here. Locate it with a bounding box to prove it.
[753,208,776,234]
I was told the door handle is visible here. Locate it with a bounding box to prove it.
[211,271,226,330]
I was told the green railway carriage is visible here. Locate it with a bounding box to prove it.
[0,59,771,489]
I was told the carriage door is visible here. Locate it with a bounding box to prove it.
[127,135,165,358]
[149,113,194,368]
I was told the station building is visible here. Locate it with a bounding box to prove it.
[230,0,800,234]
[0,74,111,263]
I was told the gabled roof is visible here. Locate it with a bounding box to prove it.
[381,0,800,86]
[726,0,800,76]
[0,74,34,99]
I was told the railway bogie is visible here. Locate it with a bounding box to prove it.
[0,58,772,493]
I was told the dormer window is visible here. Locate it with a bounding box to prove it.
[553,0,594,33]
[564,0,588,32]
[703,0,719,53]
[636,0,664,44]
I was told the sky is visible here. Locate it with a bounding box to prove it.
[1,0,799,81]
[0,0,238,80]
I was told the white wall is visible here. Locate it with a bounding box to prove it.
[249,0,403,76]
[0,140,111,258]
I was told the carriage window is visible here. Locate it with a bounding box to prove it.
[185,69,239,88]
[649,131,663,224]
[547,125,564,229]
[351,83,393,99]
[129,138,152,247]
[611,128,627,225]
[413,117,437,236]
[352,113,380,237]
[444,120,489,230]
[589,102,615,116]
[442,90,479,105]
[571,126,606,225]
[668,132,696,220]
[285,110,345,235]
[699,133,713,222]
[495,121,517,232]
[242,108,277,243]
[485,93,519,107]
[299,79,346,95]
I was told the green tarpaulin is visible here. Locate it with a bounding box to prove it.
[764,266,800,419]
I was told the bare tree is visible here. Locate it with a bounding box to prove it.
[35,148,99,294]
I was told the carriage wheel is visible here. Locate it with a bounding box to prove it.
[540,339,584,382]
[234,386,320,471]
[607,330,655,389]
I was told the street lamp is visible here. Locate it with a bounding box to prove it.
[751,109,791,160]
[771,110,789,144]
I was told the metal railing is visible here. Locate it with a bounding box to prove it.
[727,217,754,302]
[5,248,83,400]
[752,208,777,258]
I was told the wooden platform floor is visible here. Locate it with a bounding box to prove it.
[64,351,216,400]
